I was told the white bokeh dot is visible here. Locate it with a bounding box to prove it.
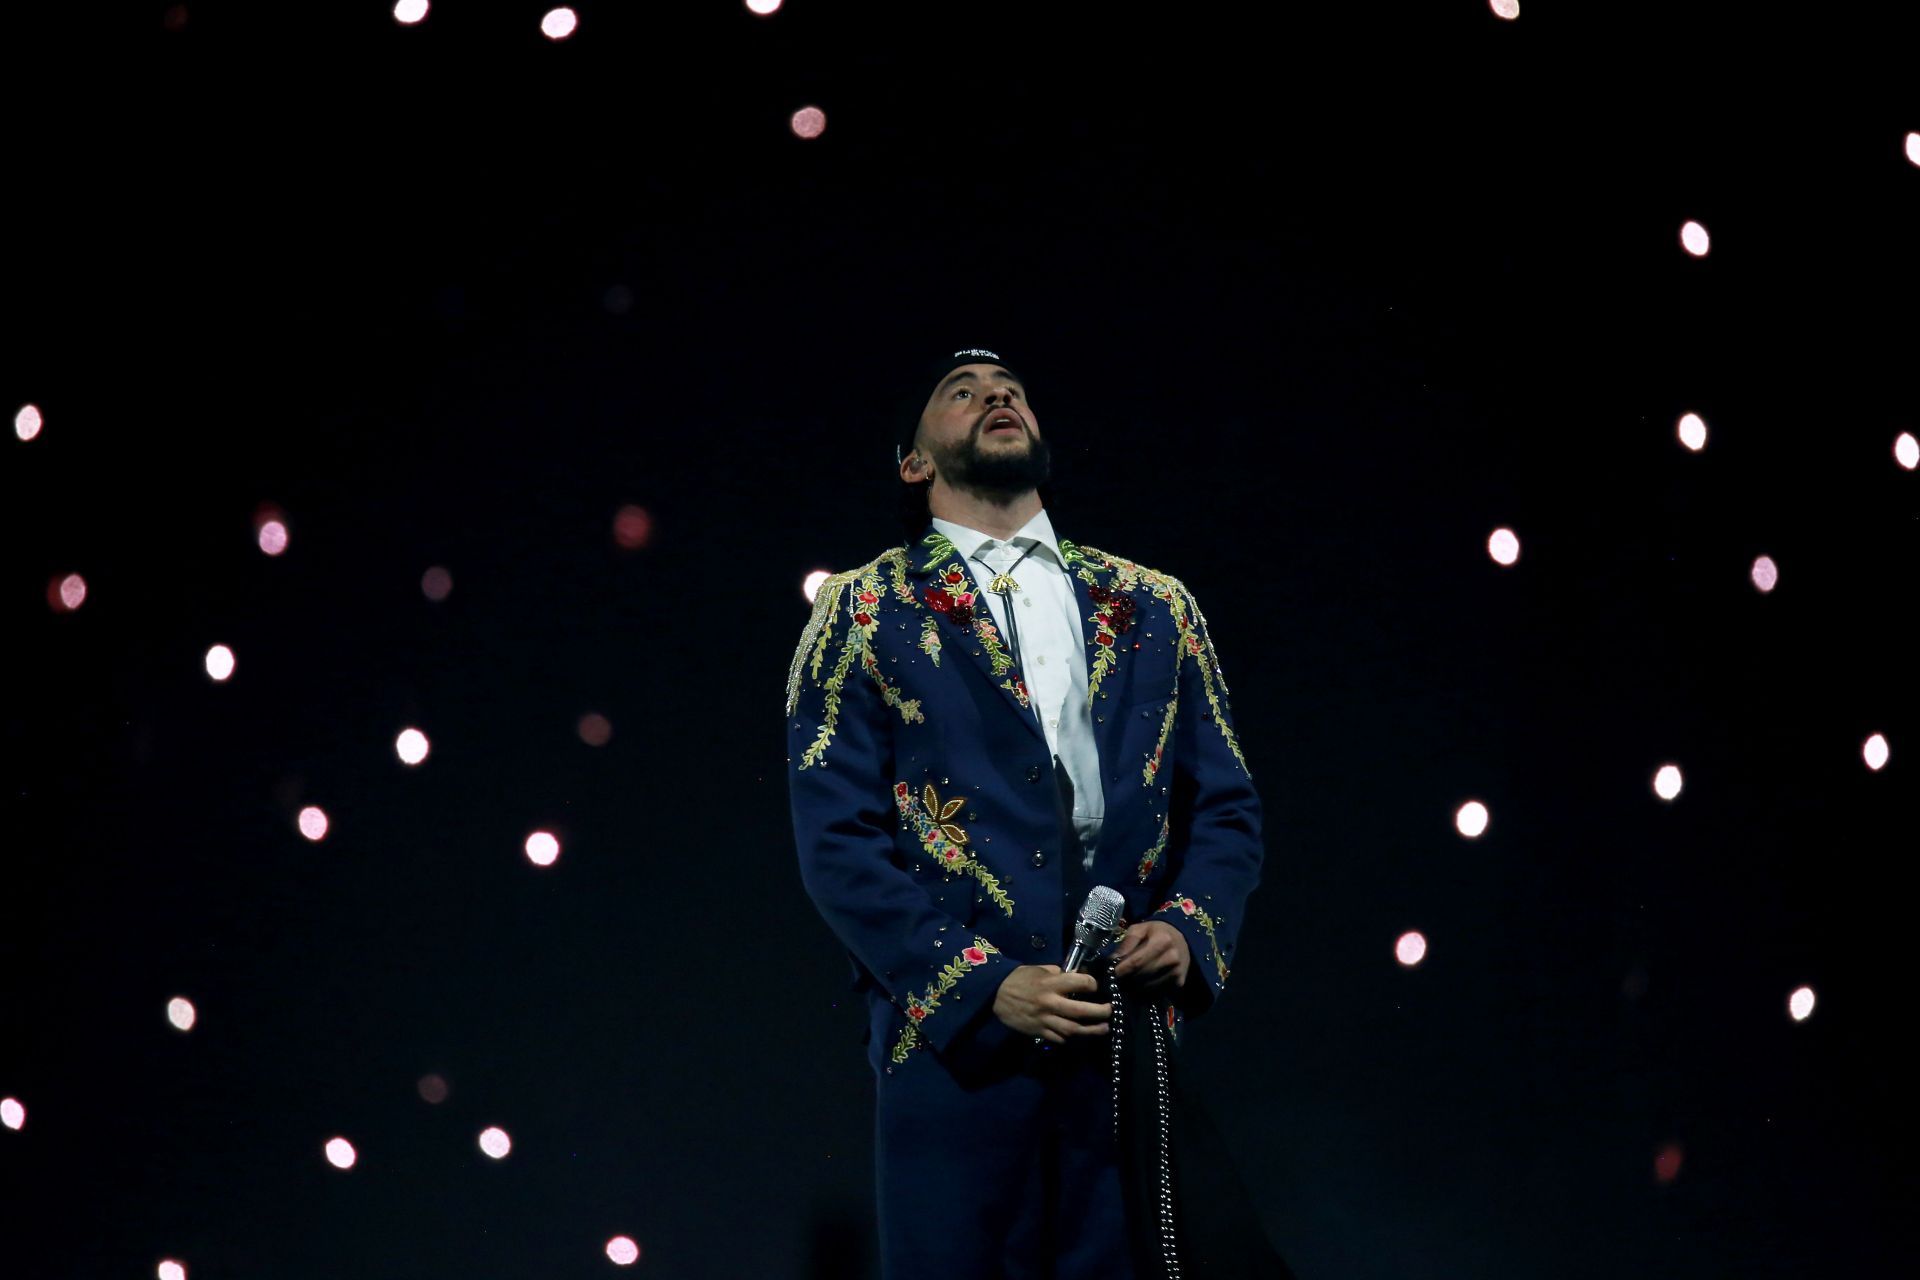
[1,1097,25,1130]
[746,0,783,13]
[607,1236,642,1266]
[396,728,430,765]
[15,404,43,441]
[525,831,561,867]
[167,997,196,1031]
[479,1126,512,1159]
[1895,432,1918,470]
[1395,931,1427,966]
[204,645,236,681]
[802,569,832,602]
[791,106,827,139]
[541,7,577,39]
[298,806,330,841]
[157,1263,187,1280]
[1455,800,1489,838]
[1750,556,1779,593]
[1863,733,1889,771]
[1653,764,1684,801]
[1680,220,1710,256]
[1487,528,1520,566]
[325,1137,357,1169]
[1788,985,1816,1021]
[1677,412,1708,451]
[394,0,429,24]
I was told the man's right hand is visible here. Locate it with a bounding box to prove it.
[992,964,1111,1044]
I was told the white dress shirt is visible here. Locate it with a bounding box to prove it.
[930,508,1105,870]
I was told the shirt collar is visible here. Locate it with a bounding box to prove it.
[930,508,1065,569]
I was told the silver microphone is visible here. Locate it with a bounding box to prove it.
[1063,885,1126,973]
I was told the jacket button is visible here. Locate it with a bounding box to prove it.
[1031,851,1046,867]
[1029,933,1048,951]
[1026,764,1043,782]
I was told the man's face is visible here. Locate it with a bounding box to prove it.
[912,363,1050,496]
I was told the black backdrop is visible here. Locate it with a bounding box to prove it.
[6,2,1916,1276]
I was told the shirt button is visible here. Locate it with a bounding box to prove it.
[1049,719,1058,729]
[1037,656,1047,665]
[1023,597,1032,607]
[1032,851,1046,867]
[1029,933,1048,951]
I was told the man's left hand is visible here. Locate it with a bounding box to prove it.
[1109,920,1191,997]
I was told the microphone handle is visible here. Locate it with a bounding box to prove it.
[1034,931,1103,1045]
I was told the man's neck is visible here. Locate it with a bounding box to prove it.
[927,485,1043,542]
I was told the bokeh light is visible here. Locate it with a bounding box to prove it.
[1907,132,1920,167]
[802,569,832,602]
[1895,431,1918,470]
[1653,764,1684,800]
[1750,555,1779,593]
[479,1126,512,1159]
[525,831,561,867]
[613,504,653,549]
[1654,1142,1684,1184]
[1862,733,1889,771]
[324,1137,357,1169]
[417,1074,450,1104]
[2,1098,25,1130]
[607,1237,642,1266]
[791,106,827,139]
[1788,985,1816,1021]
[297,806,330,841]
[393,0,429,23]
[1489,0,1520,18]
[421,565,454,601]
[14,403,42,441]
[1454,800,1489,838]
[541,7,577,40]
[1677,412,1708,451]
[204,644,236,681]
[1487,528,1520,566]
[1680,220,1710,257]
[157,1262,187,1280]
[1394,931,1427,966]
[395,728,430,765]
[49,573,87,612]
[167,997,196,1031]
[578,712,613,746]
[257,519,289,556]
[746,0,783,13]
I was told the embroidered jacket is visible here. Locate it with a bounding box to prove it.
[786,519,1264,1070]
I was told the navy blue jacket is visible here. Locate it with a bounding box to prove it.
[786,520,1265,1076]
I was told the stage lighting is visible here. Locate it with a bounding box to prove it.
[393,0,428,23]
[298,806,330,841]
[1455,800,1489,838]
[49,572,87,612]
[802,569,832,602]
[1395,931,1427,966]
[396,728,431,765]
[1652,764,1683,800]
[1680,221,1710,257]
[167,997,196,1031]
[2,1098,25,1130]
[14,403,41,440]
[1487,528,1520,566]
[525,830,561,866]
[607,1237,642,1266]
[1677,412,1707,451]
[205,645,236,681]
[479,1126,512,1159]
[542,7,577,40]
[791,106,827,139]
[1788,985,1816,1021]
[1895,431,1917,470]
[1862,733,1889,771]
[1750,556,1778,593]
[324,1137,357,1169]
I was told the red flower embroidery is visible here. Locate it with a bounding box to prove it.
[949,604,974,626]
[907,1005,928,1021]
[955,591,975,607]
[1095,633,1114,647]
[924,587,953,613]
[943,569,965,586]
[1180,897,1197,914]
[857,590,879,605]
[962,946,988,965]
[854,612,872,626]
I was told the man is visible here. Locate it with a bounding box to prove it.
[785,348,1266,1278]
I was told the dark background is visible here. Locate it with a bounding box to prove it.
[5,1,1915,1276]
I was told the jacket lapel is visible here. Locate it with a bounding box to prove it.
[906,524,1045,742]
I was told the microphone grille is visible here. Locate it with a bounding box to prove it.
[1081,885,1124,930]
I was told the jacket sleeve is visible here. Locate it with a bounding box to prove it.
[1150,579,1265,1018]
[786,572,1019,1058]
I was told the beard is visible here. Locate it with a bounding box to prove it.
[933,427,1053,499]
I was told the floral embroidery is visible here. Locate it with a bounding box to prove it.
[1142,696,1178,787]
[923,564,1030,709]
[853,561,924,726]
[918,613,943,665]
[1136,814,1170,882]
[918,530,960,573]
[1154,893,1229,985]
[788,550,922,769]
[893,781,1015,916]
[889,934,1002,1063]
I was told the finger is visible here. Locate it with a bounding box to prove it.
[1051,998,1113,1023]
[1045,1013,1109,1038]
